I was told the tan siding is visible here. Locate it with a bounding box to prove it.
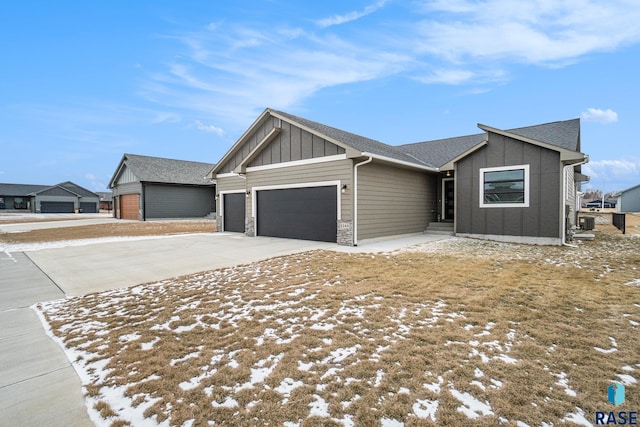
[216,176,247,213]
[246,159,353,221]
[357,162,436,240]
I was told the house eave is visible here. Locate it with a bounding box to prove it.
[360,152,439,172]
[478,123,585,162]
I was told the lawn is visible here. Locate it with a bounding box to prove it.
[35,226,639,426]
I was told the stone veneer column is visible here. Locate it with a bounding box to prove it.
[245,217,255,237]
[337,220,354,246]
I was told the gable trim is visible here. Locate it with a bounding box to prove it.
[233,126,282,174]
[478,124,584,162]
[361,152,439,172]
[245,154,348,173]
[268,110,361,158]
[440,140,488,170]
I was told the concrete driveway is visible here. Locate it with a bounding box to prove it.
[25,233,333,296]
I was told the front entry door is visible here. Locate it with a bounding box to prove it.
[443,179,454,221]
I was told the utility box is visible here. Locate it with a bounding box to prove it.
[579,216,595,230]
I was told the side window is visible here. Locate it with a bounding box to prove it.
[480,165,529,208]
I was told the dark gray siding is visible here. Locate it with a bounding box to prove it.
[456,133,561,239]
[357,162,436,240]
[218,117,345,173]
[144,184,215,219]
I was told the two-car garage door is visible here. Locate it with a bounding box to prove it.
[223,186,337,243]
[256,186,337,243]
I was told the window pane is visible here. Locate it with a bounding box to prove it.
[483,169,525,204]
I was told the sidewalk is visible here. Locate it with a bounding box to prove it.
[0,251,92,427]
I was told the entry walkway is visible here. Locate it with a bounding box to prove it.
[0,251,92,427]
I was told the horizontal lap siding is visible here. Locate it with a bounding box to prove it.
[246,159,353,221]
[357,163,435,240]
[216,176,247,214]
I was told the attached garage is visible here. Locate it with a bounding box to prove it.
[223,193,246,232]
[40,201,74,213]
[120,194,140,220]
[256,185,337,242]
[80,202,98,213]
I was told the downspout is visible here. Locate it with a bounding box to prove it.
[353,156,373,246]
[562,156,589,247]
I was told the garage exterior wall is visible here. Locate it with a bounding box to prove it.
[144,184,215,219]
[216,175,249,232]
[357,162,436,240]
[112,182,142,197]
[455,133,562,244]
[246,159,353,222]
[619,185,640,212]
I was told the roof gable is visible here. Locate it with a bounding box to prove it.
[110,154,216,188]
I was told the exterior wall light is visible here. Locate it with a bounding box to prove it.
[341,184,347,194]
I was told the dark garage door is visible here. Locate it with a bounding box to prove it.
[223,193,246,233]
[41,201,74,213]
[257,186,337,242]
[80,202,97,213]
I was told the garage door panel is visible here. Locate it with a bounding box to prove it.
[223,193,246,233]
[120,194,139,220]
[40,202,74,213]
[80,202,97,213]
[257,186,337,242]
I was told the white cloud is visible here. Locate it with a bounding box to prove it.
[316,0,389,28]
[581,108,618,124]
[415,0,640,65]
[194,120,224,136]
[583,159,638,178]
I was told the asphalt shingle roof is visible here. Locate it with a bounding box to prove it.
[270,110,432,167]
[119,154,216,186]
[0,183,50,196]
[270,110,580,169]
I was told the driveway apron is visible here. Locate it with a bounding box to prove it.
[0,251,92,427]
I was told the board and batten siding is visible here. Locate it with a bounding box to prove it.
[246,159,353,221]
[456,133,561,240]
[112,182,142,197]
[357,162,436,240]
[218,116,345,174]
[144,184,215,219]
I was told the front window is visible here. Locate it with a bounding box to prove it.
[480,165,529,208]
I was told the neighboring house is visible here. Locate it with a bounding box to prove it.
[109,154,216,220]
[617,184,640,212]
[96,191,114,212]
[207,108,588,246]
[0,182,100,213]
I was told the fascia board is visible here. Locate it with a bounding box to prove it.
[208,109,272,177]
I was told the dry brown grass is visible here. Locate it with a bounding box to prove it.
[38,229,640,426]
[0,220,216,243]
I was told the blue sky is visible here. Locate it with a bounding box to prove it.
[2,0,639,194]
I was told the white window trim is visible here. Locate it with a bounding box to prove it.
[479,164,530,208]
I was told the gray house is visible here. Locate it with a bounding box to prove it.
[617,184,640,212]
[109,154,216,220]
[0,182,99,213]
[207,108,588,246]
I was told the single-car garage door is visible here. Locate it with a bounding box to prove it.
[256,186,337,242]
[223,193,246,232]
[120,194,140,220]
[80,202,97,213]
[41,201,74,213]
